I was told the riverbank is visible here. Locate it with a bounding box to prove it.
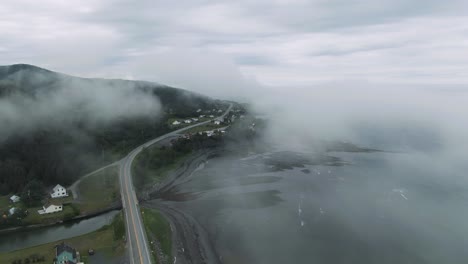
[0,206,121,236]
[141,208,172,264]
[0,211,126,264]
[141,149,222,264]
[0,164,122,235]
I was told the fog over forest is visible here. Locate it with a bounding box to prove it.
[1,1,467,263]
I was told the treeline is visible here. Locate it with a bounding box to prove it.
[133,132,225,189]
[0,65,225,195]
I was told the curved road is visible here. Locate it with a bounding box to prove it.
[119,103,233,264]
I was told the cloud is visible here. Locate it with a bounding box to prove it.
[1,0,467,89]
[0,68,161,141]
[1,0,467,156]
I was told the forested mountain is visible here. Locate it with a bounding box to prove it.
[0,64,227,194]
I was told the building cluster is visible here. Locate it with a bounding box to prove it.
[6,184,69,219]
[38,184,68,215]
[171,108,225,127]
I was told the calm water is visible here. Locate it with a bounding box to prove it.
[0,210,120,252]
[163,149,468,264]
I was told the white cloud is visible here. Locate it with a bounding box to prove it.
[0,0,467,91]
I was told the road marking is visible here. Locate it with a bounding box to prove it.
[120,164,135,264]
[119,103,232,264]
[124,161,145,264]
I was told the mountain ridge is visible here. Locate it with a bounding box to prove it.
[0,64,230,194]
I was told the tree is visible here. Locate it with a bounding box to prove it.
[21,180,45,206]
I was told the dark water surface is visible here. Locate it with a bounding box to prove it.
[163,150,468,264]
[0,210,120,252]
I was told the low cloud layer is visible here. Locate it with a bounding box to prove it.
[1,0,467,88]
[0,69,161,141]
[1,0,467,155]
[251,82,468,157]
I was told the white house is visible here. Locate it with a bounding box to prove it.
[209,115,214,118]
[9,207,17,216]
[172,120,181,125]
[38,203,63,214]
[192,118,198,122]
[214,120,221,125]
[196,109,202,113]
[218,109,223,113]
[184,120,192,124]
[199,115,205,118]
[10,195,20,203]
[51,184,68,198]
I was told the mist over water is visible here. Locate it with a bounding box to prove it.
[164,147,468,263]
[159,84,468,263]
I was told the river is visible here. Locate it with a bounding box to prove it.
[0,210,120,252]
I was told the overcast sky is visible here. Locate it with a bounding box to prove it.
[1,0,468,94]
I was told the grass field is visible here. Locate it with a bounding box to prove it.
[132,147,191,190]
[22,204,78,225]
[0,212,126,264]
[0,195,10,207]
[142,208,172,264]
[2,194,78,226]
[0,195,12,214]
[77,165,120,214]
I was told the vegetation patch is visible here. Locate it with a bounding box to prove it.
[183,123,224,134]
[23,204,78,225]
[77,165,120,214]
[133,146,192,190]
[0,195,11,212]
[0,212,126,264]
[133,133,225,191]
[142,208,172,264]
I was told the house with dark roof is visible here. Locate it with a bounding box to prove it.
[54,242,83,264]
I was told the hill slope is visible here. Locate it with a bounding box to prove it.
[0,64,228,194]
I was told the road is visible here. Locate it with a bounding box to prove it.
[119,103,233,264]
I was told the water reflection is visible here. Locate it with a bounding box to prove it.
[0,210,120,252]
[161,150,468,264]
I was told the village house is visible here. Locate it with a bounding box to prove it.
[38,203,63,214]
[9,207,17,216]
[196,109,202,113]
[51,184,68,198]
[214,120,221,125]
[10,195,20,203]
[54,242,83,264]
[199,115,205,118]
[172,120,181,125]
[209,115,214,118]
[184,120,192,124]
[192,118,198,122]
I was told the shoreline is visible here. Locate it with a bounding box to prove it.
[0,205,122,235]
[142,148,223,264]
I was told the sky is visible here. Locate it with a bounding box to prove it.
[1,0,468,95]
[1,0,468,151]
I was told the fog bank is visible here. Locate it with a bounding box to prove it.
[0,66,161,141]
